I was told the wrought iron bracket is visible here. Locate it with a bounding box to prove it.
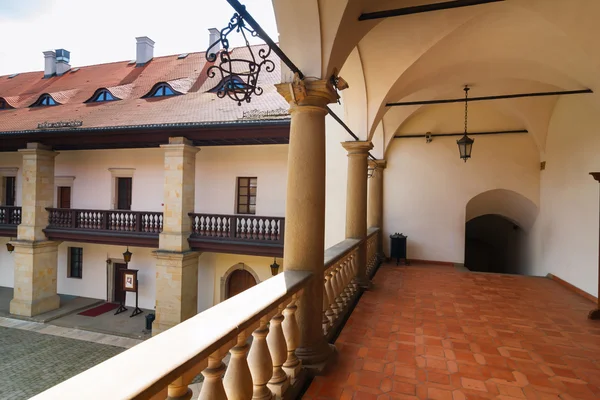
[206,13,275,105]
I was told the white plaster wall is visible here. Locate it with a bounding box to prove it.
[55,148,164,211]
[384,105,540,263]
[0,237,14,287]
[528,96,600,297]
[325,101,350,249]
[197,252,216,313]
[57,242,156,309]
[195,145,288,217]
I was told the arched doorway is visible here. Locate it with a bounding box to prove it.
[227,269,257,299]
[465,215,525,274]
[465,189,538,275]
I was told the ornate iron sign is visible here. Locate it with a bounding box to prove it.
[37,120,83,129]
[239,108,289,120]
[206,13,275,106]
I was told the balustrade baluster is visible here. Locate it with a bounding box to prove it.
[223,332,253,400]
[229,216,236,238]
[322,279,331,335]
[282,295,302,381]
[198,350,228,400]
[167,376,193,400]
[248,317,274,400]
[341,259,354,300]
[335,265,348,308]
[324,270,338,321]
[277,220,285,243]
[267,304,290,396]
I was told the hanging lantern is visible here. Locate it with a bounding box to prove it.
[6,241,14,253]
[123,247,132,264]
[457,86,474,162]
[270,257,280,276]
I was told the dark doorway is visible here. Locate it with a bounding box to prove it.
[227,269,257,299]
[465,214,526,274]
[3,176,15,206]
[57,186,71,209]
[113,263,127,303]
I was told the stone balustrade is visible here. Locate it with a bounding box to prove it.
[366,227,380,278]
[29,271,311,400]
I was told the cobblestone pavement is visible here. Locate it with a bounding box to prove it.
[0,326,125,399]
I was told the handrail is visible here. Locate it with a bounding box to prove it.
[30,270,311,400]
[189,212,285,244]
[0,206,21,225]
[46,208,163,234]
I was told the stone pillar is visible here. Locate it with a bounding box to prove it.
[342,141,373,287]
[368,159,387,257]
[275,77,338,366]
[10,143,60,317]
[154,137,200,335]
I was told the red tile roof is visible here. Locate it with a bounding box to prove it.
[0,44,289,133]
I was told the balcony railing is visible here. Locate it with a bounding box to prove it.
[189,213,285,256]
[30,270,311,400]
[44,208,163,247]
[0,206,21,237]
[30,228,383,400]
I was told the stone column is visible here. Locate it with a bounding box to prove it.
[342,141,373,287]
[368,159,387,257]
[10,143,60,317]
[275,77,338,366]
[154,137,200,335]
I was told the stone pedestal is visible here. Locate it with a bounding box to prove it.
[153,250,199,335]
[342,141,373,287]
[11,143,60,317]
[154,137,200,335]
[275,77,338,366]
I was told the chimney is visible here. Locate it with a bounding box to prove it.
[43,50,56,78]
[136,36,155,66]
[55,49,71,75]
[208,28,221,53]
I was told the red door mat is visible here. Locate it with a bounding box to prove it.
[78,302,119,317]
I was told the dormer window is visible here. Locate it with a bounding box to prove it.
[143,83,180,98]
[0,98,12,109]
[30,94,58,107]
[86,89,118,103]
[209,76,248,94]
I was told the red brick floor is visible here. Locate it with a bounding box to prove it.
[303,264,600,400]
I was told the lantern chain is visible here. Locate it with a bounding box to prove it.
[464,86,470,135]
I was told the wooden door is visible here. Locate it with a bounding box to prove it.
[114,263,127,303]
[117,178,132,210]
[4,176,15,206]
[227,269,257,299]
[57,186,71,209]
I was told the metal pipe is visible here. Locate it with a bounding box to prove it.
[387,89,593,107]
[394,130,528,139]
[359,0,504,21]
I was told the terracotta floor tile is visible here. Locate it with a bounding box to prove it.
[304,264,600,399]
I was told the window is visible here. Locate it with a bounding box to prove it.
[68,247,83,279]
[143,83,180,98]
[86,89,118,103]
[237,177,257,214]
[0,98,11,110]
[116,177,132,210]
[210,76,247,94]
[30,94,58,107]
[3,176,16,206]
[57,186,71,209]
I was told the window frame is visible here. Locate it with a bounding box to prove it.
[0,97,12,110]
[30,93,58,107]
[85,88,119,103]
[143,82,181,98]
[209,76,248,94]
[236,177,257,215]
[68,247,83,279]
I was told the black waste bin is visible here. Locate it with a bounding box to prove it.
[145,313,156,331]
[390,233,409,265]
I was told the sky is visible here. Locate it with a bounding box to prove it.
[0,0,279,76]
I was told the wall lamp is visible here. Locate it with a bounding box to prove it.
[270,257,280,276]
[6,239,14,253]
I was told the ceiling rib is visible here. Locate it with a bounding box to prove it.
[394,129,528,139]
[359,0,505,21]
[386,89,593,107]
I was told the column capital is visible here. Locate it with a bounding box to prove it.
[160,137,199,155]
[368,159,387,170]
[275,75,339,110]
[341,141,373,155]
[18,142,58,157]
